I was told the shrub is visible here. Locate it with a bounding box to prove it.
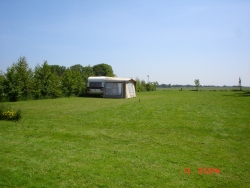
[0,104,21,121]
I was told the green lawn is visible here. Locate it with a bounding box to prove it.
[1,90,250,187]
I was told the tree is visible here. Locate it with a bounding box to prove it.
[135,77,142,92]
[135,78,159,92]
[62,68,84,97]
[140,80,147,91]
[50,65,66,77]
[146,81,158,91]
[93,63,115,77]
[33,61,62,99]
[146,83,154,91]
[153,81,159,90]
[71,64,94,82]
[62,68,85,97]
[4,56,33,101]
[70,64,84,73]
[0,71,5,101]
[71,69,84,96]
[238,77,242,91]
[61,68,74,97]
[81,65,94,86]
[70,64,94,92]
[194,79,200,91]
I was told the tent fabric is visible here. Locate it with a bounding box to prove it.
[126,82,136,98]
[129,82,136,97]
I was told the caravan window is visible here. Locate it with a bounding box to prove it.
[105,82,122,96]
[89,82,102,88]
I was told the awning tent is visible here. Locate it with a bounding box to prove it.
[87,76,136,99]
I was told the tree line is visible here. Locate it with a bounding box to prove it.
[0,56,115,101]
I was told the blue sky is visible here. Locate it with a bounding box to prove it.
[1,0,250,86]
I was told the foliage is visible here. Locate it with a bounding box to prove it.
[70,64,84,73]
[50,65,66,77]
[135,77,142,91]
[61,68,74,97]
[194,79,200,90]
[81,65,95,85]
[0,71,5,101]
[33,61,62,99]
[0,104,21,121]
[93,63,115,77]
[70,64,95,89]
[147,81,158,91]
[158,83,172,88]
[140,79,147,91]
[1,56,117,101]
[136,78,145,91]
[4,56,33,101]
[71,69,84,96]
[136,77,158,91]
[62,68,84,97]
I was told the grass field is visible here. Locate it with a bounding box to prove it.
[0,90,250,187]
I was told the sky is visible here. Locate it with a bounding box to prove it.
[0,0,250,86]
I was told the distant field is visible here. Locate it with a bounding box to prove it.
[157,86,250,91]
[0,90,249,187]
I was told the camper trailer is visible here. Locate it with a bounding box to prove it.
[87,76,136,98]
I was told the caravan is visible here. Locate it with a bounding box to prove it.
[87,76,136,98]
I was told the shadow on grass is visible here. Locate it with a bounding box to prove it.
[79,95,103,98]
[222,91,250,97]
[234,91,250,97]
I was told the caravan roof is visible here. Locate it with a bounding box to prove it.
[88,76,135,82]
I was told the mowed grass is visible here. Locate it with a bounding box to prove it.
[0,90,249,187]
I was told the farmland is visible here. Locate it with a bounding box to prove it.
[0,90,250,187]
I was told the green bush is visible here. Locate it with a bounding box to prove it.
[0,105,21,121]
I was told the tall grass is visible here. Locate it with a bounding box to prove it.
[0,104,21,121]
